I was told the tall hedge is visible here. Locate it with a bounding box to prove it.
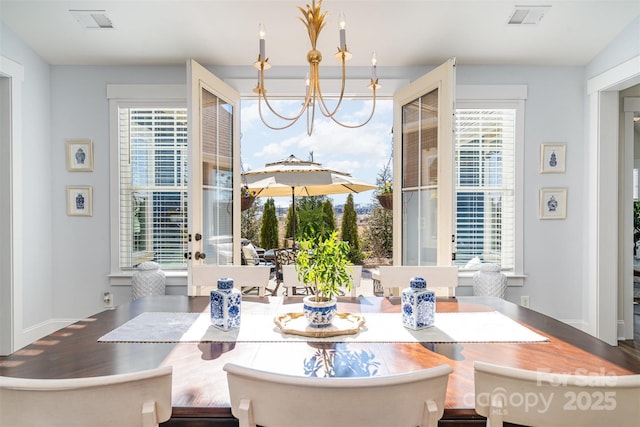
[260,198,279,250]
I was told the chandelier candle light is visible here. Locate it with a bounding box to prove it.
[253,0,380,135]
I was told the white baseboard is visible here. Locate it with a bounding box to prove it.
[559,318,588,333]
[15,318,79,352]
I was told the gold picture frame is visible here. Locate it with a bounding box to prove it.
[540,143,566,173]
[539,188,566,220]
[66,140,94,171]
[67,186,93,216]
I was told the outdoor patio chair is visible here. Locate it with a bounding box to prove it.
[272,248,298,296]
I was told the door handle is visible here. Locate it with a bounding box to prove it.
[194,251,206,260]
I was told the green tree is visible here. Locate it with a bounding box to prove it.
[260,198,279,250]
[362,203,393,262]
[296,196,334,242]
[322,199,336,233]
[341,194,363,264]
[284,203,299,244]
[240,197,262,244]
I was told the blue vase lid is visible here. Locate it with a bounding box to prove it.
[217,277,234,290]
[409,276,427,289]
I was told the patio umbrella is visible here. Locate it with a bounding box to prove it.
[242,154,376,240]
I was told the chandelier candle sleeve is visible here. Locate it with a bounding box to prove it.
[339,12,346,50]
[259,23,266,59]
[371,52,378,80]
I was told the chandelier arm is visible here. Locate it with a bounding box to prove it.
[306,91,318,136]
[325,84,378,129]
[314,53,347,118]
[257,94,303,131]
[258,66,311,123]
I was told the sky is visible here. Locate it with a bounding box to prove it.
[240,98,393,207]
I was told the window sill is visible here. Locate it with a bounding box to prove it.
[457,271,526,287]
[108,270,187,286]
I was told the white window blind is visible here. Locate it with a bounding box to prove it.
[455,109,516,270]
[118,107,188,269]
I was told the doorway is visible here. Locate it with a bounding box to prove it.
[587,55,640,346]
[0,56,24,355]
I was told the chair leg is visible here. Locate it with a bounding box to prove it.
[267,282,280,296]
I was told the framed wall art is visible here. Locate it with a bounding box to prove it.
[66,140,94,171]
[67,186,93,216]
[540,143,566,173]
[539,187,566,220]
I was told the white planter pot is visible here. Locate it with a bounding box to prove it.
[303,295,337,328]
[472,263,507,299]
[132,261,166,300]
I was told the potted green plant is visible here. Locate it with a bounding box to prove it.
[295,230,353,328]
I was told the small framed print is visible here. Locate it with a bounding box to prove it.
[66,140,93,171]
[67,186,93,216]
[540,143,566,173]
[539,188,566,220]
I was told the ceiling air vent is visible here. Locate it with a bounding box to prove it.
[70,10,114,29]
[507,5,551,25]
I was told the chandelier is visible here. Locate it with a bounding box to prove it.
[253,0,380,136]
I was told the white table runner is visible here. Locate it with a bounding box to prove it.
[98,310,548,344]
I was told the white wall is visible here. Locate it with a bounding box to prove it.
[50,65,185,318]
[0,23,53,331]
[456,66,585,326]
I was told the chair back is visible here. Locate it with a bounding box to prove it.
[378,266,458,297]
[474,361,640,427]
[224,363,452,427]
[0,366,172,427]
[190,265,272,296]
[348,265,363,297]
[282,264,309,297]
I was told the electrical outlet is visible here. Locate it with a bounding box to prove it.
[103,292,114,309]
[521,295,530,308]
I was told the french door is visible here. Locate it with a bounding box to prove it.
[187,60,241,294]
[393,59,456,266]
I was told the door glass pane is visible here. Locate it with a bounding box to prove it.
[201,88,233,265]
[402,88,439,265]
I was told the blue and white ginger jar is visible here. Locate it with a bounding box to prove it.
[401,276,435,330]
[210,277,241,331]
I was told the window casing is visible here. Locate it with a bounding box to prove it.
[109,86,188,275]
[455,86,525,277]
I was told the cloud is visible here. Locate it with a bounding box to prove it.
[241,99,393,205]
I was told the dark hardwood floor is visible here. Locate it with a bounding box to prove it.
[618,303,640,361]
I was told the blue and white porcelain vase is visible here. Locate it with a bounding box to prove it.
[303,295,337,328]
[210,277,241,331]
[472,263,507,299]
[401,277,435,330]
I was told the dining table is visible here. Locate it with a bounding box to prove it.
[1,295,639,427]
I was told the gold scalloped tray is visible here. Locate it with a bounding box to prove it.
[274,313,366,338]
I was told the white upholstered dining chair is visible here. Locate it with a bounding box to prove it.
[190,264,272,296]
[377,265,459,297]
[224,362,452,427]
[474,361,640,426]
[0,366,172,427]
